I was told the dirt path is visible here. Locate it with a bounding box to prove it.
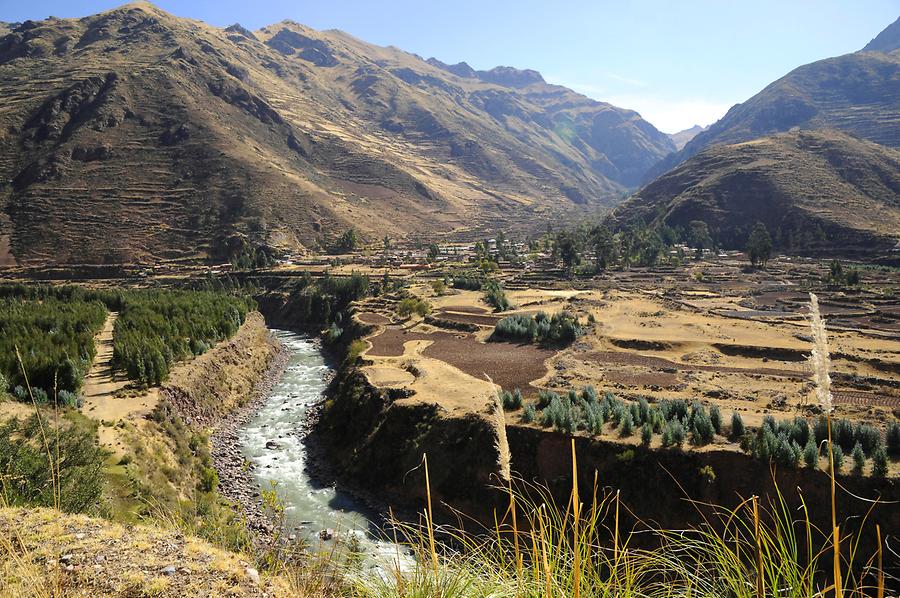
[81,312,156,456]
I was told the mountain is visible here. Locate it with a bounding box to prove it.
[0,3,673,266]
[646,19,900,181]
[863,16,900,52]
[668,125,707,151]
[610,130,900,256]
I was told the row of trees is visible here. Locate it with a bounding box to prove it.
[491,311,583,344]
[548,219,774,275]
[519,388,893,476]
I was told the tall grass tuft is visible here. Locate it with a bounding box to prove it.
[809,292,843,597]
[486,375,511,483]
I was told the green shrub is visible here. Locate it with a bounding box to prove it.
[830,444,844,473]
[669,420,685,447]
[851,442,866,474]
[872,446,888,478]
[57,389,81,408]
[803,437,818,469]
[482,280,512,312]
[522,404,537,423]
[690,406,715,446]
[888,422,900,457]
[0,415,106,513]
[620,411,635,437]
[709,405,722,435]
[0,371,7,396]
[501,389,523,410]
[641,424,652,446]
[397,297,432,318]
[199,466,220,493]
[730,412,745,440]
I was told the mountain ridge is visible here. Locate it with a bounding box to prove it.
[0,2,673,266]
[612,129,900,256]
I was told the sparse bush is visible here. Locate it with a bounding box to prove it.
[324,321,343,343]
[669,420,685,447]
[32,388,48,405]
[199,466,220,493]
[56,389,81,408]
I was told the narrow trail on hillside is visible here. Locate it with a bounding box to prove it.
[81,312,155,456]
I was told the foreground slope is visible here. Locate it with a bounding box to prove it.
[611,130,900,255]
[0,507,290,596]
[0,2,673,266]
[648,19,900,179]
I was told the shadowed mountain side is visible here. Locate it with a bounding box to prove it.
[611,130,900,257]
[0,2,674,266]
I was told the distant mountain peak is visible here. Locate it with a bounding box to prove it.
[477,65,545,87]
[426,58,476,78]
[863,16,900,53]
[426,59,545,88]
[668,124,708,150]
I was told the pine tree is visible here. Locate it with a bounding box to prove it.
[851,442,866,474]
[730,411,745,440]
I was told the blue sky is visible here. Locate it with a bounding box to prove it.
[2,1,898,132]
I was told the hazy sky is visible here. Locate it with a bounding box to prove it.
[3,1,898,133]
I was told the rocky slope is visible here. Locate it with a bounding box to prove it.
[648,19,900,179]
[0,2,673,266]
[611,130,900,255]
[0,507,290,596]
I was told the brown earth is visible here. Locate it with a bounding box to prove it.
[0,507,292,596]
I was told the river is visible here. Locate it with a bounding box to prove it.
[237,329,408,569]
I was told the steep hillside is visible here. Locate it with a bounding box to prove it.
[647,19,900,180]
[0,3,673,266]
[611,130,900,256]
[863,16,900,52]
